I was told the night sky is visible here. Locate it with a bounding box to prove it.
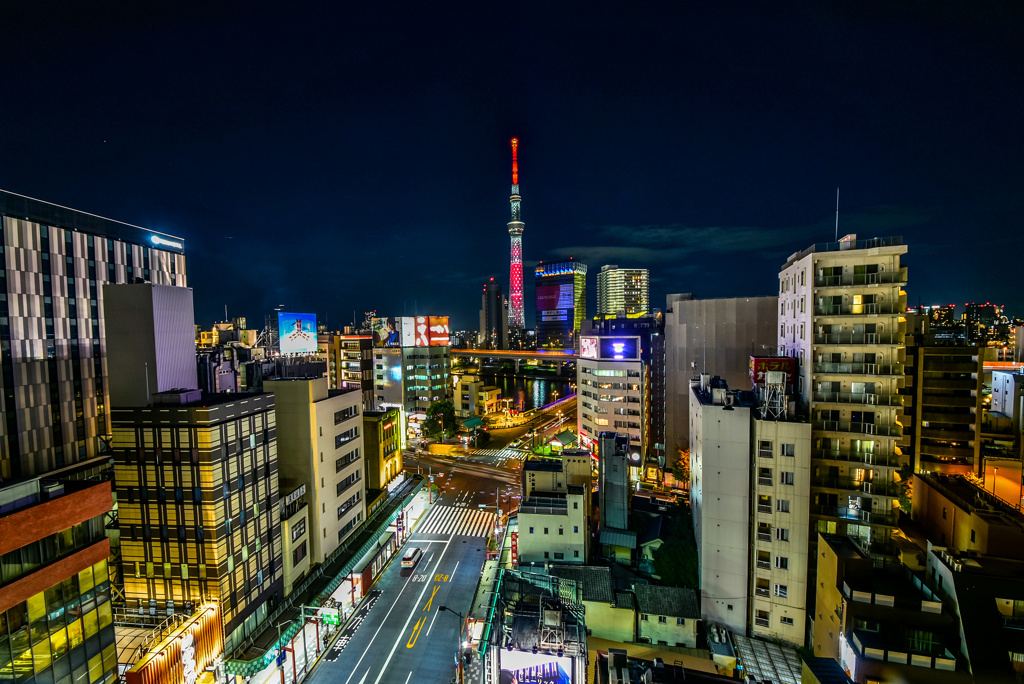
[3,2,1022,330]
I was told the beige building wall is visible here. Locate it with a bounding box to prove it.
[517,489,587,564]
[282,504,310,596]
[585,601,636,642]
[750,417,812,646]
[266,378,365,565]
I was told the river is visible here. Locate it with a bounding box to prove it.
[475,370,572,412]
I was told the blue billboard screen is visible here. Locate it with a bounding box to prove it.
[278,312,317,354]
[599,337,638,360]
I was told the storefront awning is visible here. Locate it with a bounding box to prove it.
[461,416,484,429]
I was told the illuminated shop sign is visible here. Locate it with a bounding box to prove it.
[598,337,638,360]
[278,312,317,354]
[580,338,598,359]
[151,235,184,250]
[126,604,223,684]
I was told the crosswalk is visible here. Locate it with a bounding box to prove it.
[469,447,526,465]
[416,503,496,538]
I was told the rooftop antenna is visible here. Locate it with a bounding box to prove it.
[835,187,840,242]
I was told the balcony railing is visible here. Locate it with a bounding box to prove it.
[756,560,771,570]
[814,449,901,468]
[813,420,902,437]
[754,617,770,627]
[757,532,771,542]
[814,303,903,317]
[813,391,902,407]
[811,504,896,527]
[814,270,907,288]
[811,477,899,497]
[813,362,904,376]
[757,504,772,513]
[757,477,773,487]
[755,587,770,597]
[813,332,901,345]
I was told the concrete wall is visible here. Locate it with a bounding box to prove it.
[665,295,778,469]
[585,601,635,642]
[637,614,698,648]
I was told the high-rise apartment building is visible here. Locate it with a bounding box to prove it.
[777,234,908,557]
[535,260,587,350]
[0,189,186,481]
[663,294,779,471]
[478,278,508,349]
[578,314,665,473]
[264,379,365,564]
[596,265,649,317]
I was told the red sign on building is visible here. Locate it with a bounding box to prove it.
[749,356,797,391]
[510,531,518,567]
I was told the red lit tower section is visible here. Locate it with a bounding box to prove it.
[507,138,525,330]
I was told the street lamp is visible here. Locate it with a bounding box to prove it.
[438,606,467,683]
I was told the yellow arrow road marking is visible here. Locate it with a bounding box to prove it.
[406,617,425,648]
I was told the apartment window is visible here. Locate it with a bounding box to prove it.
[529,527,535,534]
[554,553,564,560]
[573,526,579,533]
[780,472,795,485]
[293,541,307,565]
[776,500,790,513]
[658,616,667,624]
[758,441,773,459]
[574,551,579,558]
[779,324,785,338]
[544,528,549,535]
[774,584,788,598]
[641,614,649,621]
[573,502,578,509]
[676,618,685,626]
[775,556,789,570]
[970,529,976,543]
[543,552,549,559]
[780,616,794,626]
[781,443,795,457]
[775,528,790,542]
[559,528,564,536]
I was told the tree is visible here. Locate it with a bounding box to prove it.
[651,502,699,588]
[670,447,690,485]
[421,400,458,441]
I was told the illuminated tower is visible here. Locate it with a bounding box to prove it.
[507,138,525,331]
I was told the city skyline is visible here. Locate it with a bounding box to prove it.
[2,3,1022,329]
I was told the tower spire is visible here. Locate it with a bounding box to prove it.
[507,138,525,331]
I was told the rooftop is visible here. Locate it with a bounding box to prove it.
[547,565,615,604]
[783,235,905,268]
[633,583,699,619]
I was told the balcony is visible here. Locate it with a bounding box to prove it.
[813,269,908,288]
[811,504,896,527]
[811,477,899,497]
[814,450,901,467]
[755,587,770,597]
[814,303,903,317]
[813,420,902,437]
[757,504,772,514]
[813,391,902,407]
[756,560,771,570]
[757,532,771,542]
[757,477,773,487]
[813,362,904,377]
[813,332,901,345]
[754,617,770,627]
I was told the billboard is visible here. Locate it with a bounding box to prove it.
[599,337,639,360]
[749,356,797,391]
[372,318,403,348]
[500,650,573,684]
[427,316,450,346]
[537,284,575,311]
[399,317,416,347]
[278,312,317,354]
[581,337,598,359]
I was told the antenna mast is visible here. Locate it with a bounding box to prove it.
[835,187,840,241]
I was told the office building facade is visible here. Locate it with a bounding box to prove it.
[777,234,908,557]
[0,464,117,684]
[596,265,649,317]
[362,407,402,493]
[535,261,587,350]
[0,190,186,482]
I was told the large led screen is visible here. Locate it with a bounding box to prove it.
[372,318,403,348]
[599,337,638,360]
[277,312,317,354]
[412,317,430,347]
[500,651,573,684]
[536,284,575,312]
[399,317,416,348]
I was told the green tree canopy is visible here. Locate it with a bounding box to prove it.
[421,400,458,441]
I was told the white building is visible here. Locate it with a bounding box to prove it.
[517,456,591,565]
[690,373,812,645]
[265,378,365,564]
[777,233,907,557]
[689,376,752,634]
[596,265,649,316]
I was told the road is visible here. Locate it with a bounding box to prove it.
[305,447,519,684]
